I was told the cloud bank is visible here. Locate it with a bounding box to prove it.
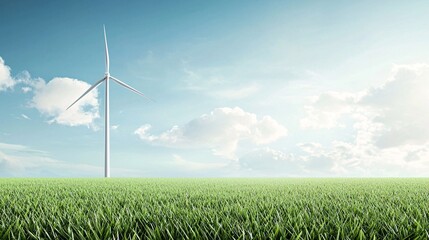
[135,107,287,159]
[299,64,429,176]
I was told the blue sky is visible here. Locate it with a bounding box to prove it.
[1,0,429,177]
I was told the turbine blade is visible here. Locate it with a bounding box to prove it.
[104,25,110,73]
[110,76,154,102]
[66,77,106,110]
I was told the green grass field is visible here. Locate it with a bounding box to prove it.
[0,178,428,239]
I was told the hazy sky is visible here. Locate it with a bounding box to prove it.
[1,0,429,177]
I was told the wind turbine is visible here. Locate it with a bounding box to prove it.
[67,26,152,178]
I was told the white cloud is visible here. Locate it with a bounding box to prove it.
[135,107,287,159]
[21,86,32,93]
[31,77,100,127]
[0,57,15,91]
[0,57,100,127]
[360,64,429,147]
[298,63,429,176]
[300,91,362,129]
[21,114,30,120]
[302,64,429,147]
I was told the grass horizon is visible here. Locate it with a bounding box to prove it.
[1,178,428,239]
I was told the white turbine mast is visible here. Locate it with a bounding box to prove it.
[67,25,152,178]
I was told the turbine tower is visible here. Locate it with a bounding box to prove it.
[67,26,152,177]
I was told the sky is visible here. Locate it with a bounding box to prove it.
[1,0,429,177]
